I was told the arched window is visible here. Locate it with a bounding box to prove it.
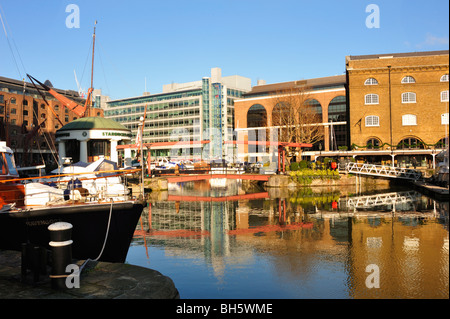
[23,99,28,106]
[441,90,449,102]
[10,98,16,104]
[247,104,267,154]
[247,104,267,128]
[401,76,416,84]
[272,102,289,127]
[365,94,379,105]
[365,115,379,127]
[328,96,346,122]
[402,92,416,103]
[440,74,449,82]
[402,114,417,126]
[364,78,378,85]
[304,99,322,115]
[397,137,424,149]
[328,96,347,150]
[366,137,382,149]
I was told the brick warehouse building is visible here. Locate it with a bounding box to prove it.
[233,75,348,162]
[346,50,449,168]
[0,76,104,168]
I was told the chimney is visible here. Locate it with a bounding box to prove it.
[257,79,266,86]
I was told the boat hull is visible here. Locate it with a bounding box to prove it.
[0,201,144,263]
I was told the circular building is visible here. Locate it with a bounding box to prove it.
[55,117,132,164]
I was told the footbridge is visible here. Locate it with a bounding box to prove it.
[342,191,420,209]
[340,162,422,181]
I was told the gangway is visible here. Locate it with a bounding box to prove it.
[341,162,422,181]
[343,191,420,209]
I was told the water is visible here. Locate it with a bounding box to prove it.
[126,179,449,299]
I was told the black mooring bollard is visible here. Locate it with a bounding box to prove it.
[21,243,48,283]
[48,222,73,289]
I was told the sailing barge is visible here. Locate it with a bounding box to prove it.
[0,142,144,263]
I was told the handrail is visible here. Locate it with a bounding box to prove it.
[0,168,141,184]
[341,162,422,181]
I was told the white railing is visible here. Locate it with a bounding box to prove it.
[341,162,422,181]
[344,191,419,209]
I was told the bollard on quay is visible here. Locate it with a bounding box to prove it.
[48,222,73,289]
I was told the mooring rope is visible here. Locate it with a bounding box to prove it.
[92,199,114,261]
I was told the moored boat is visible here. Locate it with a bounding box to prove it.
[0,142,144,263]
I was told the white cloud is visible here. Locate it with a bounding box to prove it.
[416,33,449,49]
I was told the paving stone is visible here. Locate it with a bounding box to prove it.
[0,250,179,299]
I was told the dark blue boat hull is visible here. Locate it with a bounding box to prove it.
[0,201,144,263]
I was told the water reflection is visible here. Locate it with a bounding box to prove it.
[129,179,449,299]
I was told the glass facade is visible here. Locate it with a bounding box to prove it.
[104,77,246,160]
[328,96,348,150]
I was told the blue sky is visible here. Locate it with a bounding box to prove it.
[1,0,448,100]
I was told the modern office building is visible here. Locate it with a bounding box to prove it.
[346,50,449,167]
[104,68,251,161]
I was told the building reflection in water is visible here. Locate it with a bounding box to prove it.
[131,179,449,298]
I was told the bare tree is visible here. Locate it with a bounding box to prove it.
[271,85,324,163]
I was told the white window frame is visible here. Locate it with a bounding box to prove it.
[365,94,379,105]
[402,92,416,103]
[441,90,449,102]
[402,114,417,126]
[442,113,449,125]
[440,74,449,82]
[364,78,379,85]
[401,76,416,84]
[365,115,380,127]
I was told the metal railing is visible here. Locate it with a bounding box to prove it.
[340,162,422,181]
[344,191,419,209]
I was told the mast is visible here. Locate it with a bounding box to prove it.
[87,20,97,117]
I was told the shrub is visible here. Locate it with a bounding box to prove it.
[299,160,308,169]
[290,162,300,171]
[288,168,341,183]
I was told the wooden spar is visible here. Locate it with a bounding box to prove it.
[26,21,98,118]
[27,74,87,118]
[26,75,64,126]
[136,104,148,156]
[87,20,97,116]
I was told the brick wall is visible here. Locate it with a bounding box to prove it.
[347,53,449,149]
